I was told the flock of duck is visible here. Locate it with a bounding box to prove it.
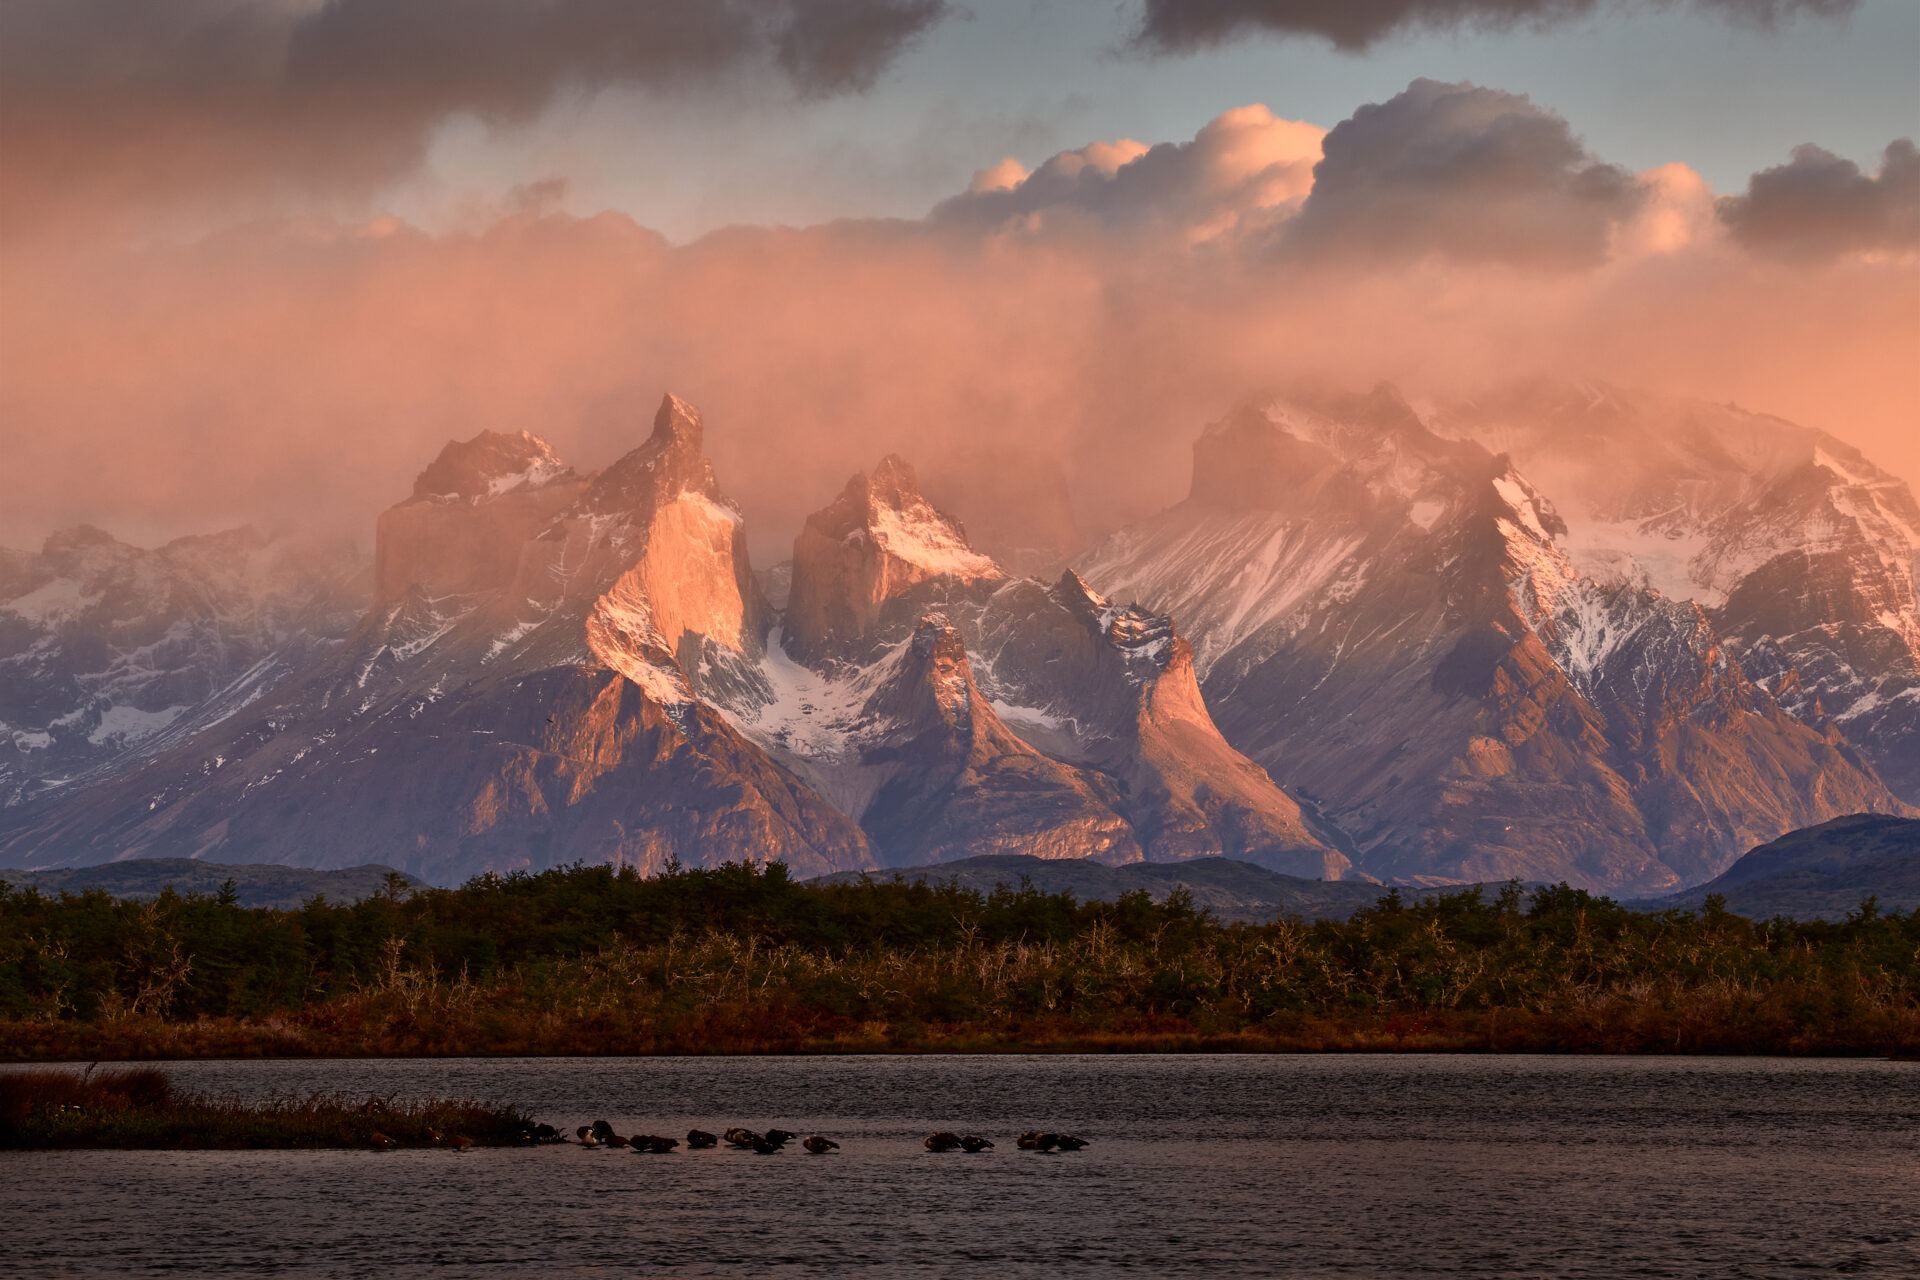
[566,1121,1091,1155]
[366,1120,1092,1153]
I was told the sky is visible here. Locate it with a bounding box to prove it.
[0,0,1915,555]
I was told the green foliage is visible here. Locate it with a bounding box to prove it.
[1,865,1915,1055]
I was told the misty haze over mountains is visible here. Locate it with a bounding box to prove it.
[2,382,1914,893]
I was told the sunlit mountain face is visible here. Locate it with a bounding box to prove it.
[1,1,1913,890]
[3,385,1912,892]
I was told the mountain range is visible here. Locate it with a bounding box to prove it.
[2,383,1913,893]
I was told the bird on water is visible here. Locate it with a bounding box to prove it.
[1016,1131,1057,1151]
[686,1129,719,1149]
[590,1120,630,1148]
[960,1135,993,1153]
[629,1134,680,1153]
[802,1135,839,1154]
[924,1132,963,1152]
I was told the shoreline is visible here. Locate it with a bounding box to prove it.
[6,1016,1915,1062]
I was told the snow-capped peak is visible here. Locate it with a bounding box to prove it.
[860,456,1003,581]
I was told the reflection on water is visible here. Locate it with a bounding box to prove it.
[3,1055,1916,1277]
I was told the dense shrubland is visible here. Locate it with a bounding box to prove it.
[1,862,1915,1057]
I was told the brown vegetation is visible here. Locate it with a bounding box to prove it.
[3,864,1916,1059]
[0,1066,537,1149]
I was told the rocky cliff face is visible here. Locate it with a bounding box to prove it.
[1432,382,1920,804]
[0,396,871,880]
[1077,387,1904,891]
[848,614,1143,866]
[719,457,1355,878]
[784,455,1002,665]
[1,524,366,807]
[373,429,582,608]
[6,382,1910,894]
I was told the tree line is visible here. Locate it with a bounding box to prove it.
[2,861,1915,1056]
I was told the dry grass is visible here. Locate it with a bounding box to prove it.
[0,1066,539,1149]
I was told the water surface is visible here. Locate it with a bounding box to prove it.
[4,1055,1915,1277]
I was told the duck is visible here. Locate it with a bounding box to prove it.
[590,1120,631,1149]
[751,1136,786,1154]
[763,1128,798,1146]
[686,1129,719,1149]
[1016,1131,1059,1152]
[723,1127,761,1148]
[369,1132,397,1151]
[529,1123,562,1144]
[449,1135,473,1153]
[959,1135,993,1153]
[924,1132,963,1152]
[631,1134,680,1153]
[802,1135,839,1154]
[575,1126,602,1148]
[1054,1135,1088,1152]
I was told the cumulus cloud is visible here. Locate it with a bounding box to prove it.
[1131,0,1858,53]
[0,0,949,234]
[1279,79,1640,267]
[0,81,1913,556]
[933,105,1323,244]
[1717,139,1920,259]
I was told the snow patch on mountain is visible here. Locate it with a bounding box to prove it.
[1076,512,1368,678]
[3,576,97,623]
[867,493,1001,580]
[86,703,190,746]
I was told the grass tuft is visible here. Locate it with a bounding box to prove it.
[0,1067,538,1150]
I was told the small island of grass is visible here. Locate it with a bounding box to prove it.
[0,1066,545,1150]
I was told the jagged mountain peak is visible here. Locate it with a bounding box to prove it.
[1190,394,1500,525]
[580,392,724,516]
[1078,386,1909,890]
[873,612,977,730]
[655,391,704,445]
[411,429,568,502]
[1050,570,1180,677]
[831,454,1001,580]
[785,454,1003,663]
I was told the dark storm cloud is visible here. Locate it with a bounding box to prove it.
[1279,79,1641,267]
[274,0,949,107]
[1130,0,1857,53]
[1717,140,1920,259]
[0,0,949,231]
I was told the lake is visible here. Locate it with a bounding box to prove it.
[3,1054,1915,1277]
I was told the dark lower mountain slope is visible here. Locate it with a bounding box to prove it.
[1638,813,1920,920]
[0,859,423,910]
[809,854,1390,923]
